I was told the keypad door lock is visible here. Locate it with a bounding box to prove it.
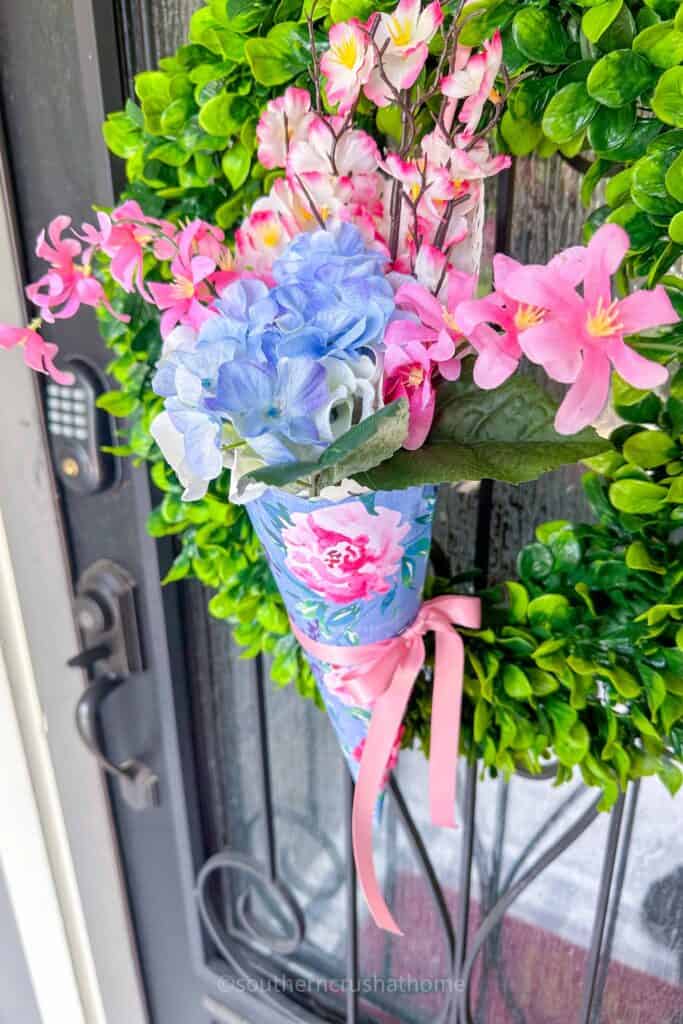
[68,560,160,811]
[46,359,117,494]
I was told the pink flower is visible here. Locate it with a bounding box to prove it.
[365,0,444,107]
[25,216,125,324]
[383,340,437,449]
[321,19,375,114]
[288,116,380,177]
[282,502,409,605]
[441,30,503,134]
[502,225,678,433]
[383,271,477,447]
[0,321,74,385]
[352,726,405,785]
[178,219,226,266]
[393,270,477,380]
[455,247,588,389]
[256,87,315,169]
[148,252,216,339]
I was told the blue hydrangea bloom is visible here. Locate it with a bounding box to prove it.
[206,356,327,464]
[151,228,392,477]
[269,223,395,360]
[199,278,278,362]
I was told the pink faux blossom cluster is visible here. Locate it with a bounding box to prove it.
[457,224,679,434]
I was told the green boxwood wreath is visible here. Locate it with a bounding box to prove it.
[94,0,683,812]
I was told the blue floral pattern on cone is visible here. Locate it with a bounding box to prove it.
[247,485,437,781]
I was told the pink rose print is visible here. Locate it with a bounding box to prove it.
[282,502,409,605]
[352,727,406,786]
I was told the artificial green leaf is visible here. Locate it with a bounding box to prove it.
[542,82,599,143]
[606,201,662,251]
[239,400,409,494]
[221,141,251,189]
[355,369,610,490]
[652,66,683,126]
[505,581,529,623]
[665,151,683,203]
[457,0,518,47]
[634,21,683,68]
[512,7,569,64]
[605,167,634,207]
[528,594,573,633]
[598,1,636,50]
[657,760,683,795]
[626,540,666,573]
[501,111,543,155]
[623,429,678,467]
[669,210,683,242]
[609,478,669,513]
[582,0,623,43]
[245,22,313,86]
[329,0,375,21]
[600,117,662,160]
[587,102,635,152]
[96,391,138,417]
[631,152,682,217]
[503,664,533,700]
[587,49,653,107]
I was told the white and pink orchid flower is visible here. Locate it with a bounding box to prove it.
[441,29,503,134]
[287,116,380,177]
[256,87,315,170]
[320,19,375,114]
[234,209,297,275]
[364,0,444,107]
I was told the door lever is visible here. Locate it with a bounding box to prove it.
[68,560,160,811]
[73,672,160,810]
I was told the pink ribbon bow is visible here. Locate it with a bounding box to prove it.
[291,594,481,935]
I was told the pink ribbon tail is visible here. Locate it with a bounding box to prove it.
[292,594,481,934]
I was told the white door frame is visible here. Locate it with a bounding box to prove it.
[0,114,148,1024]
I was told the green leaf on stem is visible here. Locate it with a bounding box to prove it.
[355,368,611,490]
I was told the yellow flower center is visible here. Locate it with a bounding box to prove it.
[218,249,234,271]
[175,275,195,299]
[260,224,282,248]
[319,204,331,222]
[489,87,502,104]
[28,317,42,332]
[443,311,463,336]
[387,15,413,47]
[407,366,425,387]
[514,304,545,330]
[409,182,421,202]
[335,37,359,69]
[78,263,92,277]
[586,297,622,338]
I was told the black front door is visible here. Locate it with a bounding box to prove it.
[1,4,682,1024]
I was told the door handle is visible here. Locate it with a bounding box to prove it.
[74,672,160,811]
[68,560,160,811]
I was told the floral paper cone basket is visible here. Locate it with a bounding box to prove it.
[247,482,480,932]
[4,0,682,935]
[248,485,436,776]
